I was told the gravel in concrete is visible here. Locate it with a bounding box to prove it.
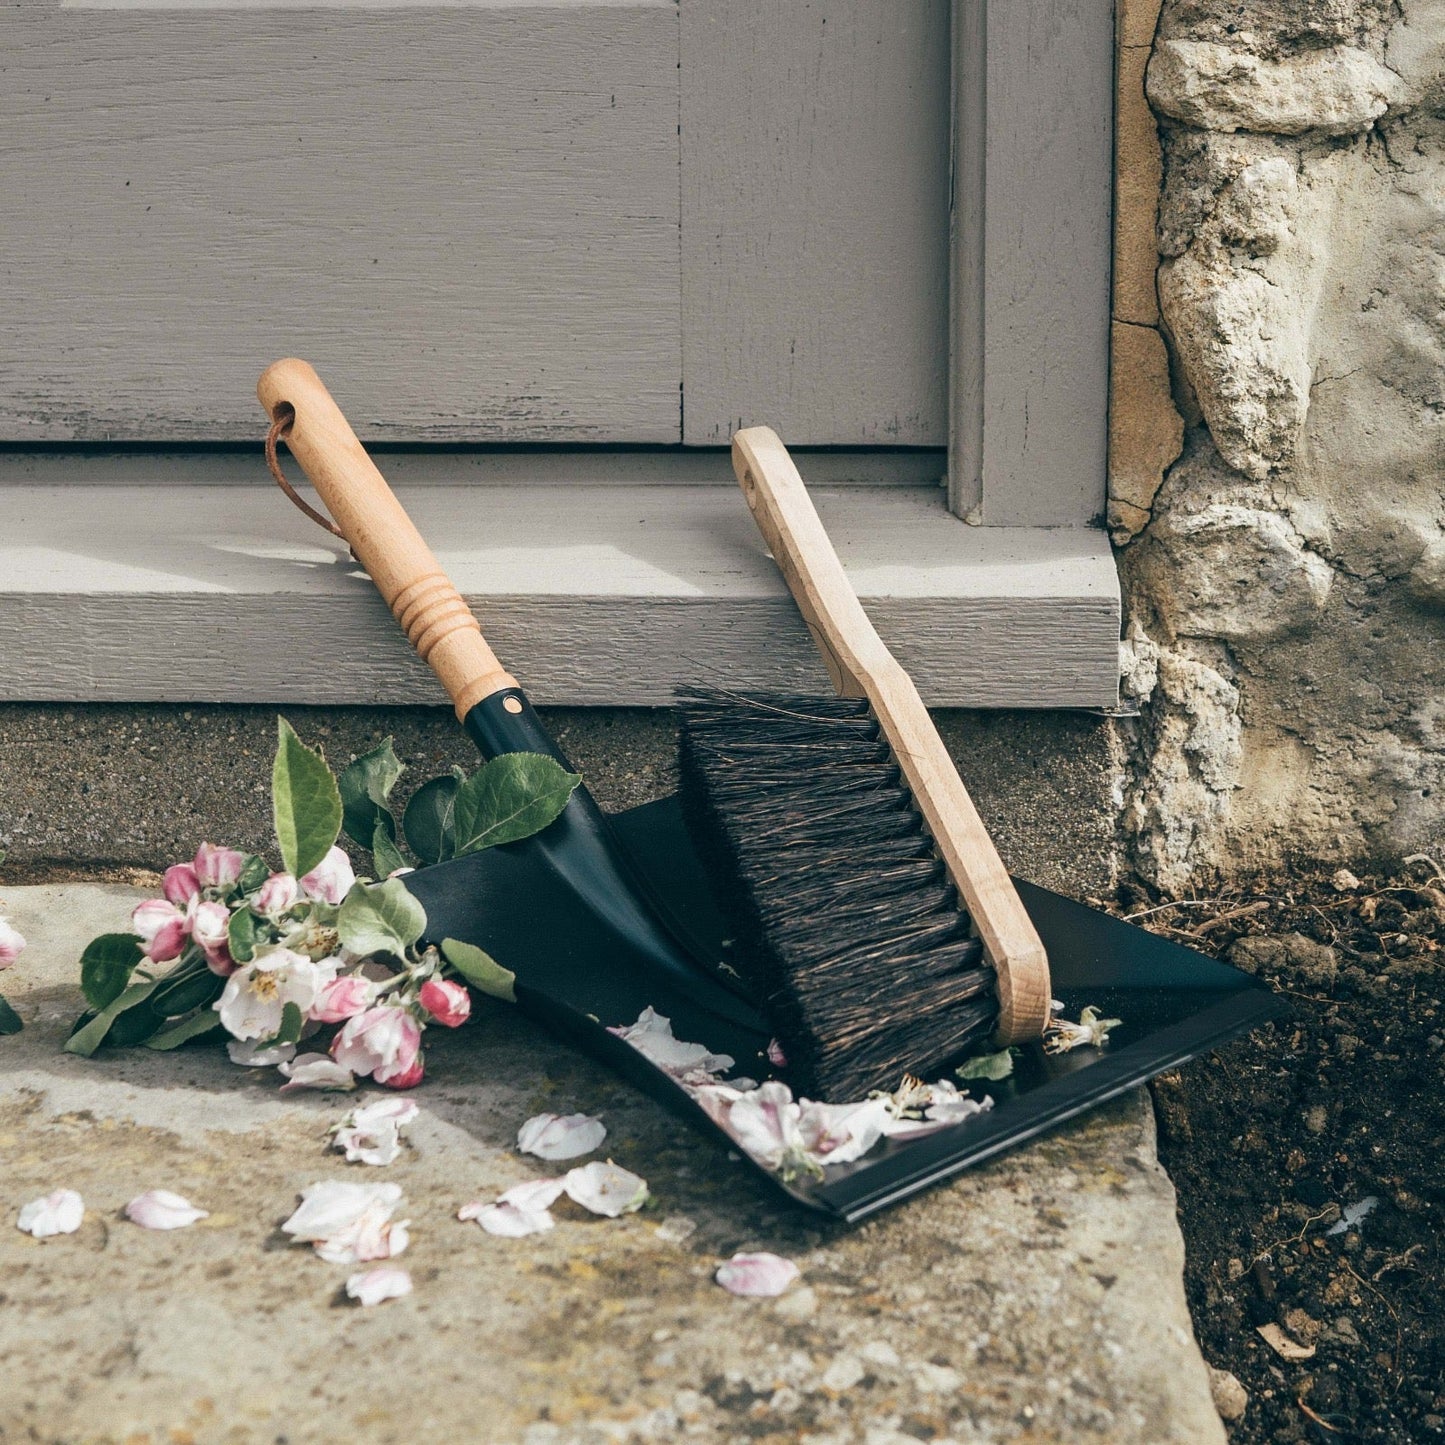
[0,883,1222,1445]
[0,703,1120,896]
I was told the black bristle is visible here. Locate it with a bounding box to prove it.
[677,688,997,1103]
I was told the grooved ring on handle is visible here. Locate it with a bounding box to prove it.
[391,573,481,660]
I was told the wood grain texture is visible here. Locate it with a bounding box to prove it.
[1,4,680,442]
[258,358,517,717]
[0,483,1121,707]
[732,426,1051,1042]
[950,0,1114,526]
[680,0,951,446]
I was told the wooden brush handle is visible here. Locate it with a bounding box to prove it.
[732,425,1052,1045]
[258,359,518,719]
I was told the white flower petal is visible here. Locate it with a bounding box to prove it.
[278,1054,357,1093]
[563,1160,649,1217]
[796,1097,892,1166]
[349,1096,420,1130]
[17,1189,84,1238]
[470,1201,556,1237]
[607,1007,734,1080]
[124,1189,209,1230]
[282,1180,407,1263]
[332,1122,402,1167]
[715,1252,800,1297]
[721,1081,804,1172]
[346,1265,413,1307]
[517,1112,607,1162]
[227,1037,298,1068]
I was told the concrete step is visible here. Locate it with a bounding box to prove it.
[0,883,1223,1444]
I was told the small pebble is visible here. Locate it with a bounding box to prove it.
[1208,1365,1249,1422]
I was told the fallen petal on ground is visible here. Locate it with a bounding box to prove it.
[715,1252,800,1297]
[17,1190,84,1239]
[346,1265,413,1307]
[125,1190,209,1230]
[517,1112,607,1161]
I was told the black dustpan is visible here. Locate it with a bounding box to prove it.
[402,790,1285,1222]
[258,359,1284,1224]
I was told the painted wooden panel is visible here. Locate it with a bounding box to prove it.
[950,0,1114,526]
[0,4,680,442]
[680,1,951,446]
[0,484,1121,707]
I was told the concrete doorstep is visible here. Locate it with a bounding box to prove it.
[0,884,1225,1445]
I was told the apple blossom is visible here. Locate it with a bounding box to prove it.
[163,862,200,907]
[1044,1004,1122,1055]
[0,915,25,969]
[330,1096,419,1166]
[608,1007,734,1082]
[193,842,245,892]
[310,974,372,1024]
[278,1053,357,1093]
[346,1265,413,1307]
[215,947,335,1042]
[187,898,233,974]
[459,1178,566,1237]
[715,1252,799,1298]
[418,978,470,1029]
[300,846,356,906]
[562,1161,649,1217]
[795,1096,893,1166]
[131,898,187,964]
[330,1005,423,1088]
[255,872,299,917]
[281,1180,409,1264]
[124,1190,209,1230]
[16,1189,84,1238]
[517,1112,607,1162]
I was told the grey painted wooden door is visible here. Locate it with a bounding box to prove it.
[2,1,949,447]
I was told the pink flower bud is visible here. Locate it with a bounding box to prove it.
[163,863,200,907]
[300,846,356,906]
[331,1005,423,1087]
[255,872,299,917]
[188,899,233,973]
[379,1056,425,1091]
[192,843,245,892]
[0,916,25,970]
[131,899,187,963]
[310,974,372,1024]
[418,978,471,1029]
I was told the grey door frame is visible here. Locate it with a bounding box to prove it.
[950,0,1114,528]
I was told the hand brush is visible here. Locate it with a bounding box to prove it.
[677,426,1054,1103]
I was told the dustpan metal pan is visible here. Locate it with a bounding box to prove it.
[403,790,1287,1223]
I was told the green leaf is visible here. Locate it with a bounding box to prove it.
[237,854,270,895]
[79,933,144,1012]
[272,716,343,879]
[64,979,159,1058]
[452,754,581,856]
[336,879,427,959]
[145,1011,223,1051]
[957,1047,1016,1082]
[227,907,257,965]
[0,994,22,1035]
[150,965,224,1018]
[371,820,409,879]
[441,938,516,1003]
[338,738,404,851]
[402,774,459,865]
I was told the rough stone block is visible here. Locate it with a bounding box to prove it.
[1148,40,1404,135]
[1108,322,1185,538]
[0,883,1227,1443]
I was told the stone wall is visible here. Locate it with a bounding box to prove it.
[1111,0,1444,890]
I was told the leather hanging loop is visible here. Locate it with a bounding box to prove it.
[265,407,348,541]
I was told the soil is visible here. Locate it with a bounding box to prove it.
[1123,862,1445,1444]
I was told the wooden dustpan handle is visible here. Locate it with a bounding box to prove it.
[258,358,518,720]
[731,425,1052,1045]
